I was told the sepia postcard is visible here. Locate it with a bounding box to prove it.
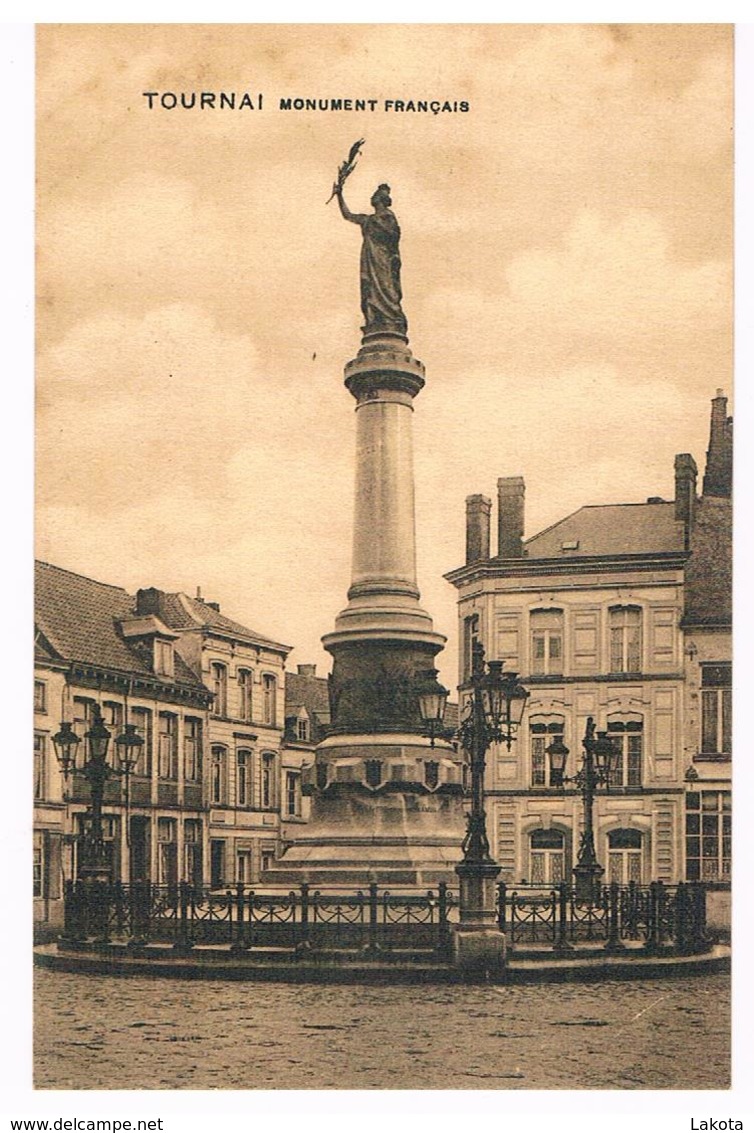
[26,21,741,1112]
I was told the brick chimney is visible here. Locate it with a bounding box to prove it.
[497,477,525,558]
[135,587,162,616]
[297,663,317,677]
[702,389,733,498]
[465,494,491,564]
[674,453,697,548]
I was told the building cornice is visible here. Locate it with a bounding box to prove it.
[445,550,690,588]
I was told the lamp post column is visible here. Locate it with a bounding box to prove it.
[572,719,606,903]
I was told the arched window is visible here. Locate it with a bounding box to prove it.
[529,829,565,885]
[609,606,642,674]
[463,614,480,680]
[237,669,253,723]
[607,828,643,884]
[263,674,277,726]
[211,662,227,717]
[530,609,564,676]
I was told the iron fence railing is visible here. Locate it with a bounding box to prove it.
[62,880,456,960]
[496,880,708,953]
[61,878,708,957]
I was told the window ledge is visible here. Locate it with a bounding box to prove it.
[694,753,731,762]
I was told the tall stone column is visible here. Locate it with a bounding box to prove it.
[269,331,466,886]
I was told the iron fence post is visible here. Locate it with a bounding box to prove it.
[438,881,451,959]
[605,881,623,952]
[644,880,659,952]
[369,883,379,954]
[497,882,507,933]
[554,883,571,953]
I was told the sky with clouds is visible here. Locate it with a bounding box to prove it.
[36,23,732,689]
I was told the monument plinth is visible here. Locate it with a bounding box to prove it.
[266,167,466,886]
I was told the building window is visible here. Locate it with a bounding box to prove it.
[285,771,301,817]
[34,680,47,714]
[211,662,228,717]
[237,849,253,884]
[263,675,277,726]
[463,614,480,681]
[183,717,202,782]
[34,733,46,800]
[530,720,565,787]
[130,707,153,777]
[154,639,174,677]
[606,721,643,788]
[210,839,226,889]
[238,669,253,723]
[183,819,202,888]
[700,663,732,757]
[529,829,565,885]
[609,606,642,673]
[211,746,227,805]
[158,713,178,780]
[686,791,731,883]
[261,752,276,809]
[530,609,564,676]
[261,848,274,874]
[237,749,253,808]
[157,818,177,888]
[297,717,310,742]
[33,831,43,897]
[607,828,643,885]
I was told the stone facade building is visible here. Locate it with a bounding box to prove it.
[34,562,213,928]
[34,563,293,927]
[445,393,732,891]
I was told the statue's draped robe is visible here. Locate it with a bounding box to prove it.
[356,209,407,335]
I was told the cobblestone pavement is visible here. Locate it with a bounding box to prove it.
[34,970,729,1091]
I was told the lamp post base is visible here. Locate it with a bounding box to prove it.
[455,858,502,929]
[573,862,604,904]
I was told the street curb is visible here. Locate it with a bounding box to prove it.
[33,943,730,985]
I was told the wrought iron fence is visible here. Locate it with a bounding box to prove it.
[496,880,708,953]
[61,878,707,957]
[61,880,455,960]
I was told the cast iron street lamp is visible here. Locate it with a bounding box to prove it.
[546,717,620,902]
[52,704,143,884]
[419,641,528,929]
[415,667,450,747]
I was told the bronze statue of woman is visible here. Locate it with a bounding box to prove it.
[334,181,408,337]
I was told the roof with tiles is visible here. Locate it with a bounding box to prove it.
[35,561,206,691]
[138,588,290,652]
[522,501,685,560]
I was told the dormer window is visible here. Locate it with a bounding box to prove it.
[154,638,174,677]
[297,714,310,742]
